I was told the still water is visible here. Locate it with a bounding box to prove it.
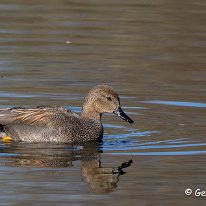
[0,0,206,205]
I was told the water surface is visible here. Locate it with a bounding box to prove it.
[0,0,206,205]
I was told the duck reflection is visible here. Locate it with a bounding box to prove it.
[0,142,132,193]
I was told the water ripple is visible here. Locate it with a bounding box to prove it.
[102,124,206,156]
[108,150,206,156]
[142,100,206,108]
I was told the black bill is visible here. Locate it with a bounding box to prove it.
[113,107,134,124]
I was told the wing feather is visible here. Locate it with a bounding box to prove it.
[0,106,78,126]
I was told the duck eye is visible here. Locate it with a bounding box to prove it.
[107,97,112,101]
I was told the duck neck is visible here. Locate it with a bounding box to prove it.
[81,106,102,122]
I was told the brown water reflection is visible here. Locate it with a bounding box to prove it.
[0,0,206,205]
[0,142,132,194]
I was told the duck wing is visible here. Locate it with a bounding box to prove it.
[0,106,79,126]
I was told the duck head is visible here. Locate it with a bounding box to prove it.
[82,85,134,123]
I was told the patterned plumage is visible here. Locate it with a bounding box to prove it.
[0,85,133,143]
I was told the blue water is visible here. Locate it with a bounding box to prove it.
[143,100,206,108]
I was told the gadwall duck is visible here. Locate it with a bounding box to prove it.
[0,85,133,143]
